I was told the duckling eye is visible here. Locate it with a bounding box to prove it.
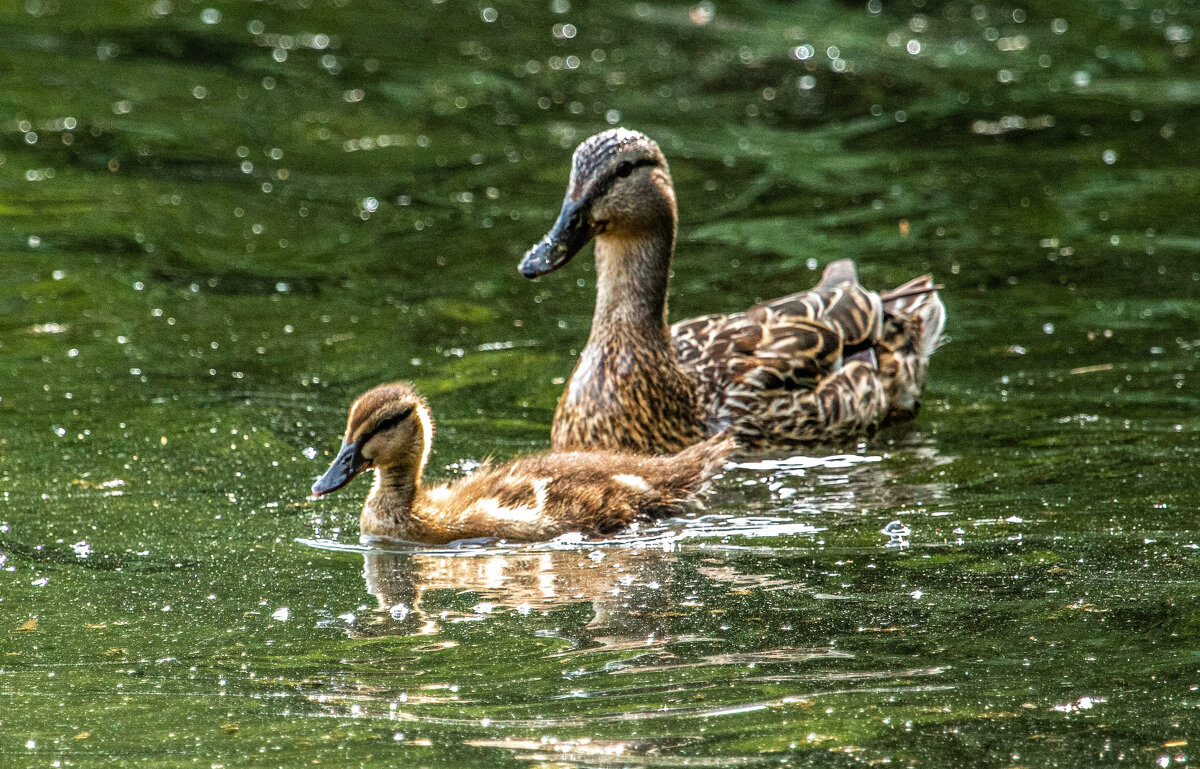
[615,161,634,178]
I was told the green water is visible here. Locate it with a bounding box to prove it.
[2,0,1198,765]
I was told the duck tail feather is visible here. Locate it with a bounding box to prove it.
[816,259,859,289]
[916,291,947,356]
[880,275,934,311]
[881,276,946,357]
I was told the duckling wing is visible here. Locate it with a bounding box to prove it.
[421,465,560,542]
[445,439,730,540]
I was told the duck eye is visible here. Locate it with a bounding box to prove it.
[615,161,634,178]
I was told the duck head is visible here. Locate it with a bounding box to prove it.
[520,128,675,278]
[311,383,434,496]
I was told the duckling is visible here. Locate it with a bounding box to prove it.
[519,128,946,453]
[310,382,732,544]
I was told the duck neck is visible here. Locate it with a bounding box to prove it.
[590,224,675,348]
[363,462,421,533]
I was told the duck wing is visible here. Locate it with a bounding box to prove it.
[673,260,880,390]
[670,259,939,447]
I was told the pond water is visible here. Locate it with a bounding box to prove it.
[2,0,1198,765]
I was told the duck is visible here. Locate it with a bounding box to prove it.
[519,127,946,454]
[310,382,732,544]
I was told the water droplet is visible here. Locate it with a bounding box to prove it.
[1164,25,1192,43]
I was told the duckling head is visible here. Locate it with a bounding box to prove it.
[311,383,434,497]
[520,128,673,278]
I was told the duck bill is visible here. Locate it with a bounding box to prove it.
[311,441,367,497]
[519,197,592,278]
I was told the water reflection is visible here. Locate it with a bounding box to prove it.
[358,547,681,641]
[303,442,959,644]
[722,440,954,531]
[302,540,955,760]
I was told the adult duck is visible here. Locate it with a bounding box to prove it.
[519,128,945,454]
[311,382,731,544]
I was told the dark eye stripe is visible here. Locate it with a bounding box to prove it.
[589,157,659,200]
[365,406,413,440]
[620,157,658,176]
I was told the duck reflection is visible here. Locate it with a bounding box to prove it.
[727,438,952,516]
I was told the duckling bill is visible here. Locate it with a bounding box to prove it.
[311,382,732,544]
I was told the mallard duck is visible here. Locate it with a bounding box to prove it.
[310,382,732,544]
[519,128,946,453]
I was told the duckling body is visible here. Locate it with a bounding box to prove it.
[311,383,731,544]
[520,128,946,454]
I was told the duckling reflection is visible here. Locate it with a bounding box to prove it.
[353,545,689,642]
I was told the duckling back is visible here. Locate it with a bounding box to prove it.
[410,435,733,543]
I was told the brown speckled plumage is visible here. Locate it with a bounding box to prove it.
[521,128,946,454]
[312,382,731,544]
